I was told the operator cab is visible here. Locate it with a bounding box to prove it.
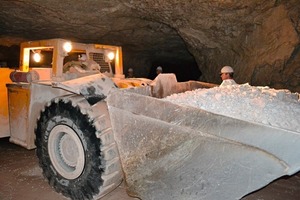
[15,39,122,82]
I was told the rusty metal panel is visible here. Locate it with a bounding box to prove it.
[0,68,13,138]
[6,82,73,149]
[6,83,32,148]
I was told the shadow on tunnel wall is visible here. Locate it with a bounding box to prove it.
[148,61,202,81]
[0,45,19,68]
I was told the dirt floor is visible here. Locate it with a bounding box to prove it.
[1,137,300,200]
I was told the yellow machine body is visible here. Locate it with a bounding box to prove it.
[1,38,150,148]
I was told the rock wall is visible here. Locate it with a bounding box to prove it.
[123,1,299,91]
[0,0,299,91]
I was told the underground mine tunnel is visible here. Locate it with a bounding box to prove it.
[0,0,299,91]
[0,1,300,200]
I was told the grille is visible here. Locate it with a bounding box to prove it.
[89,53,110,73]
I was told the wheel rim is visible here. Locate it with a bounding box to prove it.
[48,125,85,180]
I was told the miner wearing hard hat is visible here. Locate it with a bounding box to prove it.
[219,65,237,86]
[127,68,134,78]
[156,66,163,75]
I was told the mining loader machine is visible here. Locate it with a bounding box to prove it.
[0,38,149,199]
[3,39,299,200]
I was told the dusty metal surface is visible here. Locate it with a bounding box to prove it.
[52,73,116,97]
[107,87,300,200]
[6,82,72,149]
[6,83,31,148]
[0,68,13,138]
[1,137,300,200]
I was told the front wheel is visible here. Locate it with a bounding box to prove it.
[48,124,85,180]
[35,95,122,199]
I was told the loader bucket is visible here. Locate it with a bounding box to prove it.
[107,74,300,200]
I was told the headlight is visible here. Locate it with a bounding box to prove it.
[33,51,41,62]
[63,42,72,52]
[107,52,115,61]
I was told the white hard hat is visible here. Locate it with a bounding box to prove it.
[156,66,162,71]
[78,54,87,61]
[221,66,234,73]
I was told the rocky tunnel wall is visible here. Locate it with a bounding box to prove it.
[0,0,299,92]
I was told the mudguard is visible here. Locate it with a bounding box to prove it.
[52,73,116,103]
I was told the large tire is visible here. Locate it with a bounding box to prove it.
[35,95,122,200]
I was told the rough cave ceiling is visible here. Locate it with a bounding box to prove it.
[0,0,299,91]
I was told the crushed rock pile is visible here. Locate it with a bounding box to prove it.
[164,83,300,132]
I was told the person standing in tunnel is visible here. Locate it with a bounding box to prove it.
[219,65,237,86]
[127,68,134,78]
[156,66,163,76]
